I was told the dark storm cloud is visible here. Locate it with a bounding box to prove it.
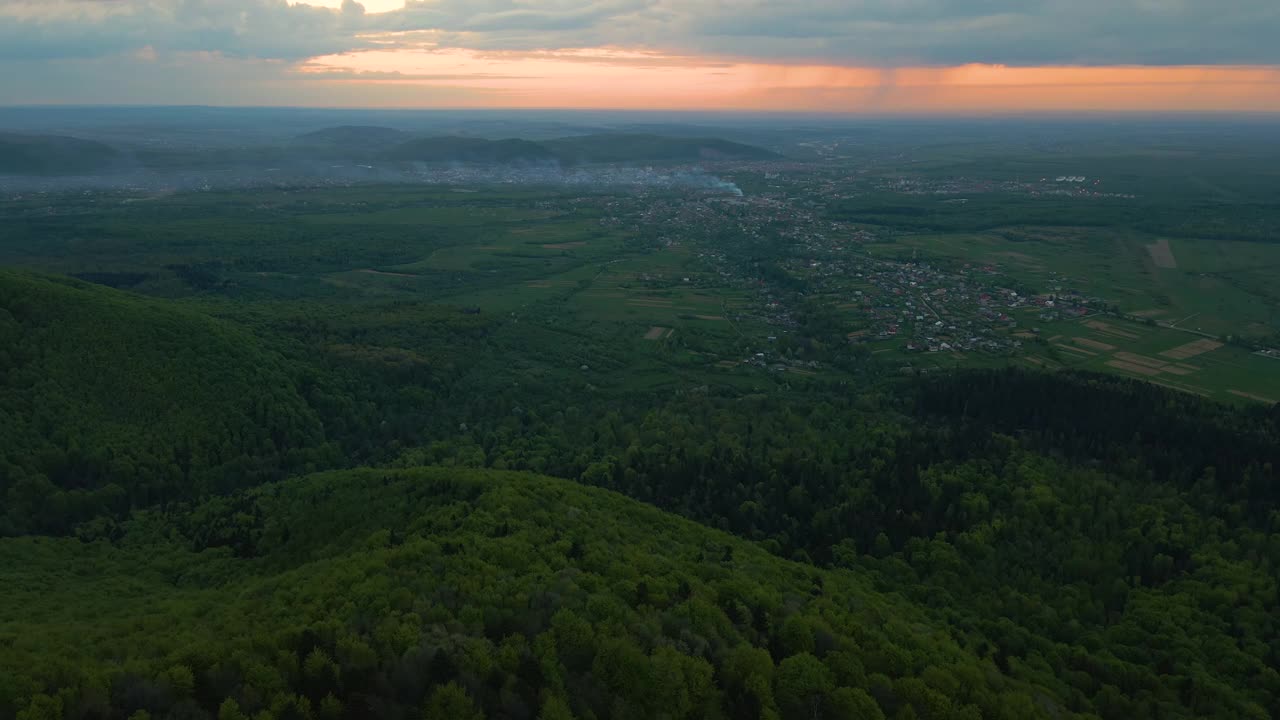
[0,0,1278,66]
[667,0,1280,66]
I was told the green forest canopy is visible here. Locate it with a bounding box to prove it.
[0,270,334,535]
[0,466,1050,720]
[0,265,1277,720]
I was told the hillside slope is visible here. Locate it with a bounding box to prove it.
[295,125,410,149]
[384,136,558,165]
[381,133,779,166]
[545,133,781,164]
[0,271,333,534]
[0,132,120,175]
[0,466,1076,720]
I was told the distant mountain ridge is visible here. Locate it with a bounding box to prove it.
[380,132,780,166]
[384,136,559,165]
[294,125,410,149]
[544,133,780,164]
[0,127,780,178]
[0,132,120,175]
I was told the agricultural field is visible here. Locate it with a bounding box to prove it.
[852,302,1280,405]
[865,228,1280,341]
[3,148,1277,404]
[0,183,846,399]
[1022,316,1280,404]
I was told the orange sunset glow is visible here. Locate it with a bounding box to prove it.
[300,48,1280,112]
[3,0,1279,112]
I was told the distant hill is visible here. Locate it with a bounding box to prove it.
[295,125,410,149]
[0,132,119,175]
[384,136,559,165]
[0,270,329,535]
[545,133,780,164]
[382,133,779,166]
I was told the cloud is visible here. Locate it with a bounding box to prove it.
[0,51,499,106]
[372,0,1280,66]
[0,0,369,61]
[394,0,646,33]
[2,0,1278,67]
[295,64,542,82]
[1,0,1279,109]
[698,1,1280,66]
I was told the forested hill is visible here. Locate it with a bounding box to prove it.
[0,466,1080,720]
[2,266,1279,719]
[0,132,120,175]
[294,125,410,149]
[384,137,559,165]
[0,271,336,535]
[381,133,779,166]
[543,134,781,164]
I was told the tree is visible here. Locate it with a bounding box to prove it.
[550,610,595,670]
[591,636,653,716]
[829,688,885,720]
[873,533,892,558]
[650,647,694,719]
[778,615,817,657]
[724,645,777,720]
[424,682,483,720]
[539,695,575,720]
[775,653,834,720]
[303,648,339,698]
[168,664,196,698]
[318,694,343,720]
[219,699,249,720]
[16,694,62,720]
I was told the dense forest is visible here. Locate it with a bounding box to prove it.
[0,271,335,535]
[2,262,1279,720]
[2,466,1063,720]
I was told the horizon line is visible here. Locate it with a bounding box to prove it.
[3,103,1280,119]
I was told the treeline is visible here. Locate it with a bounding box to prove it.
[829,195,1280,244]
[914,369,1280,511]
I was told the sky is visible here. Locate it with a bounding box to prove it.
[1,0,1279,113]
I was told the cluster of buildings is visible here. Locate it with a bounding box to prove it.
[600,172,1114,361]
[574,163,1138,370]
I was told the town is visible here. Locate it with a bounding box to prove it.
[599,165,1113,369]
